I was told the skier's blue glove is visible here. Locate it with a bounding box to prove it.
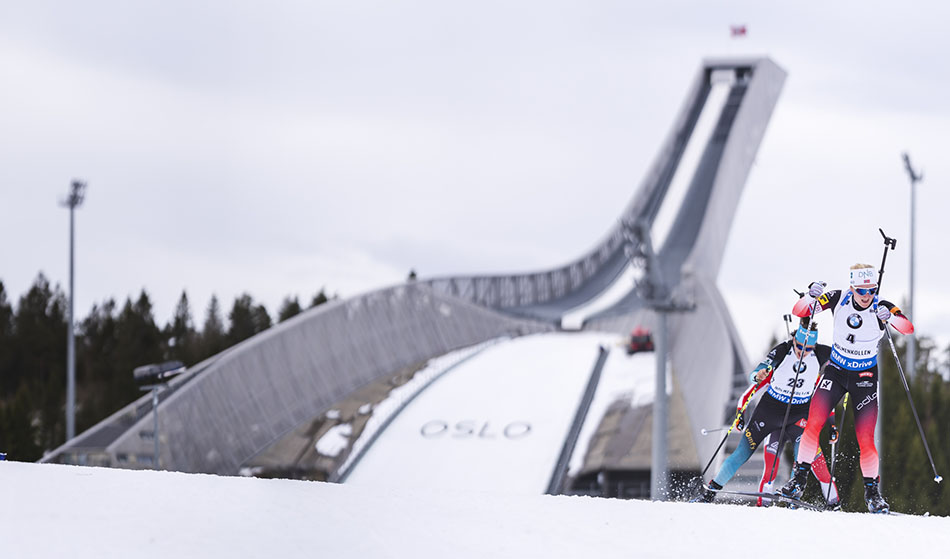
[876,306,891,323]
[808,281,825,298]
[735,412,746,432]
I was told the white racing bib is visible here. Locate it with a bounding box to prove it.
[766,347,822,404]
[830,293,883,371]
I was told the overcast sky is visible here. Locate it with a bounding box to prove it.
[2,1,948,361]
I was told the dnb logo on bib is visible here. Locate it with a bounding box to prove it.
[848,313,863,329]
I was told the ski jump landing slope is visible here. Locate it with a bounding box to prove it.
[342,332,664,493]
[1,461,944,559]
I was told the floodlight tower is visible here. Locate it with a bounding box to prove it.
[627,219,695,501]
[61,179,86,441]
[902,153,922,380]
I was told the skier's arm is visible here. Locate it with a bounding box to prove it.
[792,286,838,317]
[877,300,915,335]
[748,341,787,384]
[734,372,769,432]
[812,344,832,366]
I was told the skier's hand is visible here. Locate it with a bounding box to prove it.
[829,424,838,444]
[735,412,746,431]
[808,281,825,298]
[876,306,891,323]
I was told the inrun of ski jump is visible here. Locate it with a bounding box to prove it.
[35,56,941,516]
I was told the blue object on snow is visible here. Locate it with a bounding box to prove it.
[0,452,6,460]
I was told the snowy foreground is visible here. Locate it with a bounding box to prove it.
[1,461,946,559]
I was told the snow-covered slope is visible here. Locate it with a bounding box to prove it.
[345,331,641,492]
[1,461,945,558]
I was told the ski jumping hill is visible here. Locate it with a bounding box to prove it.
[1,461,945,559]
[41,58,787,497]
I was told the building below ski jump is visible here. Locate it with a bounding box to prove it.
[42,58,787,498]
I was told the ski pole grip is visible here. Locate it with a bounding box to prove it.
[879,228,897,250]
[877,228,897,293]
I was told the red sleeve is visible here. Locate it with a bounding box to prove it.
[890,313,914,335]
[792,296,814,317]
[883,301,915,334]
[737,373,771,412]
[793,291,837,317]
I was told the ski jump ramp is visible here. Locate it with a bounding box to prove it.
[43,58,786,493]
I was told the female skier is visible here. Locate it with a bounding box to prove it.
[780,264,914,513]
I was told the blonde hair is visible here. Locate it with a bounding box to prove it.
[850,263,874,270]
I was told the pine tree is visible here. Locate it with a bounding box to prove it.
[0,281,15,398]
[252,303,271,333]
[199,295,227,360]
[0,385,41,460]
[166,291,199,366]
[106,291,165,415]
[10,273,68,453]
[310,289,329,308]
[228,294,256,345]
[277,296,303,322]
[75,299,118,433]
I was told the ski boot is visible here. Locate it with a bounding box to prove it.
[825,499,842,512]
[864,477,889,514]
[689,480,721,503]
[779,462,810,500]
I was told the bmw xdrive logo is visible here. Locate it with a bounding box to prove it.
[793,361,807,373]
[847,313,863,329]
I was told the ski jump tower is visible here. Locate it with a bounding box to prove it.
[43,58,787,489]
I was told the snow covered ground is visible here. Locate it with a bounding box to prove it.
[1,460,945,558]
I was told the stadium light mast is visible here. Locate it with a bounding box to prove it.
[61,179,86,441]
[626,219,695,501]
[902,153,922,380]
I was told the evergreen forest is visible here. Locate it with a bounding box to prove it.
[0,273,330,463]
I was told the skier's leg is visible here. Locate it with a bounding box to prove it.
[851,367,881,479]
[809,448,839,505]
[711,436,755,488]
[760,434,779,489]
[795,371,845,464]
[697,399,773,502]
[786,417,840,505]
[781,376,844,498]
[757,434,779,506]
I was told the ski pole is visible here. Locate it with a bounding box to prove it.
[698,377,766,479]
[883,327,943,483]
[876,228,897,291]
[701,426,729,436]
[767,301,820,485]
[783,314,794,340]
[874,229,940,482]
[825,393,849,505]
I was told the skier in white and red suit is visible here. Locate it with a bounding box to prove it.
[780,264,914,513]
[693,319,839,508]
